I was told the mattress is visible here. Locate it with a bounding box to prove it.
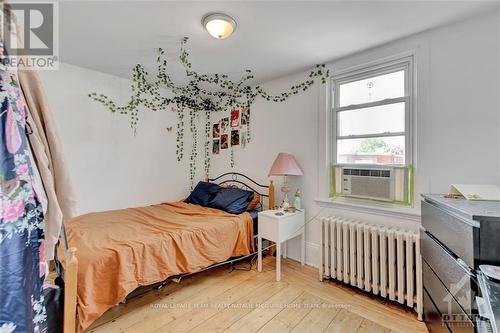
[63,201,254,331]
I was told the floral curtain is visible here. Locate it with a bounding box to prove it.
[0,56,47,331]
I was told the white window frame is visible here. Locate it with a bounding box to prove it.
[331,56,414,168]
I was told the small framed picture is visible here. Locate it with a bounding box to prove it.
[241,108,250,126]
[220,134,229,149]
[240,130,248,149]
[220,117,229,134]
[231,130,240,146]
[212,139,220,154]
[212,123,220,138]
[231,109,240,128]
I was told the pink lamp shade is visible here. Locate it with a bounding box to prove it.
[268,152,304,177]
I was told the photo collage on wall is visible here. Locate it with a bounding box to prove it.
[212,108,250,154]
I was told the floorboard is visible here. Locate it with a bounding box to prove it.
[189,281,289,332]
[89,256,427,333]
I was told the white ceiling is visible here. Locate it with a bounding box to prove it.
[59,1,500,83]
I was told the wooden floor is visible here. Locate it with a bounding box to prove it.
[88,256,428,333]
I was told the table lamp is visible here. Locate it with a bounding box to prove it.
[268,152,304,211]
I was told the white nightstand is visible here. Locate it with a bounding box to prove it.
[257,209,305,281]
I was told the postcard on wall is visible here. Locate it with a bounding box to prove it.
[240,130,248,149]
[212,139,220,154]
[212,123,220,138]
[241,108,250,126]
[231,130,240,146]
[220,134,229,149]
[220,117,229,134]
[231,109,240,128]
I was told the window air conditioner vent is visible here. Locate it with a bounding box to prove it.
[342,167,394,201]
[343,168,391,178]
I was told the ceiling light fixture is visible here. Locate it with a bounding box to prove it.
[202,13,236,40]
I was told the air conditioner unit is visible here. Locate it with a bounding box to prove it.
[341,167,395,201]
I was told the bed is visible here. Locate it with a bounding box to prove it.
[58,173,275,333]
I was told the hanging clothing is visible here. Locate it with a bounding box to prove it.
[19,69,78,260]
[0,58,47,331]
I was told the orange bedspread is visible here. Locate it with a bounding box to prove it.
[63,201,254,331]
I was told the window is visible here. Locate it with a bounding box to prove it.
[332,58,412,166]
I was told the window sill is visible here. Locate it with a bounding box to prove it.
[314,197,421,222]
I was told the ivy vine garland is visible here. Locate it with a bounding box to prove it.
[203,109,211,184]
[89,37,329,186]
[174,107,184,161]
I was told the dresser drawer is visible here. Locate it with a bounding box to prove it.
[479,220,500,266]
[258,211,304,243]
[421,231,473,313]
[423,287,451,333]
[423,261,474,333]
[421,201,475,267]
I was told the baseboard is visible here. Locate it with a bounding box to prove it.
[283,241,320,268]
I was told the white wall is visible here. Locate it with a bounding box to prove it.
[39,63,200,214]
[40,10,500,267]
[211,10,500,266]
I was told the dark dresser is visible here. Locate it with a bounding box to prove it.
[421,194,500,333]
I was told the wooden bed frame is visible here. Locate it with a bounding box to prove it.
[63,248,78,333]
[61,173,274,333]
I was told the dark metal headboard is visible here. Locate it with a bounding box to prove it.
[208,172,269,197]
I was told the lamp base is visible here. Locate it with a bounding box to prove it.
[281,193,290,211]
[280,176,291,211]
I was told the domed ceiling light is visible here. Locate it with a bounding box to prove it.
[202,13,236,39]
